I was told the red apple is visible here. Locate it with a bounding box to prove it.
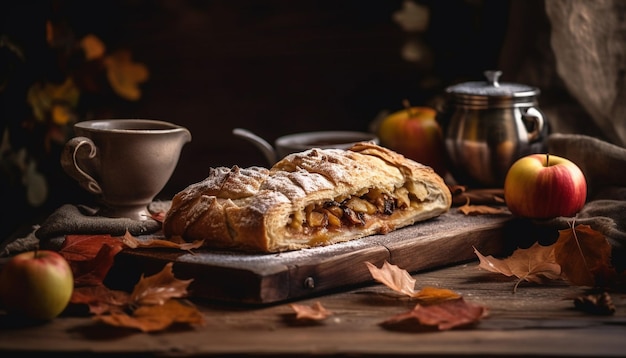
[504,153,587,219]
[0,250,74,320]
[376,104,447,176]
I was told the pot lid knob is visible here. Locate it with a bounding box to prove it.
[484,70,502,88]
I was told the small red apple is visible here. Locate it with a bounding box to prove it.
[0,250,74,320]
[376,103,447,176]
[504,153,587,219]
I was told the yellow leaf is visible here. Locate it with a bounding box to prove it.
[103,50,149,101]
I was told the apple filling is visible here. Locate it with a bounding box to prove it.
[287,181,429,239]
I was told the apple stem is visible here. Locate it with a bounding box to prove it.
[402,99,414,117]
[546,153,550,166]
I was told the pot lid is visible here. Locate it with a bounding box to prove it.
[445,70,539,98]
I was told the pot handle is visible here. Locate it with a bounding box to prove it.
[60,136,103,195]
[521,107,545,142]
[232,128,278,165]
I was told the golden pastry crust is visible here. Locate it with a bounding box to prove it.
[163,142,452,252]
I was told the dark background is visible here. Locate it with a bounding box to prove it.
[1,0,538,241]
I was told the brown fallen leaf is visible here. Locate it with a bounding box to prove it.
[95,299,205,332]
[130,262,194,306]
[474,242,562,292]
[71,284,130,315]
[290,301,333,321]
[121,230,204,251]
[88,263,203,332]
[553,223,615,287]
[365,261,461,303]
[60,236,124,287]
[60,234,125,261]
[380,297,488,331]
[457,197,509,216]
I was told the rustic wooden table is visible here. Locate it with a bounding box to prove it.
[0,261,624,357]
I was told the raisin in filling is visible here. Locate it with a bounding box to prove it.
[287,185,424,235]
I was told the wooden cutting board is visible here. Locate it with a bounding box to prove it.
[110,210,512,305]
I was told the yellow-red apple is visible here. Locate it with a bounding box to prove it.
[0,250,74,320]
[376,105,447,176]
[504,153,587,219]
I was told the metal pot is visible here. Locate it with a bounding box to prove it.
[437,70,548,188]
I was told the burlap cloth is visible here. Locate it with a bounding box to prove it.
[1,202,168,256]
[3,134,625,271]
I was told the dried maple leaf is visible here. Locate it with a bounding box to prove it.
[89,263,203,332]
[60,234,125,261]
[380,297,488,331]
[60,235,125,287]
[553,224,615,287]
[95,299,205,332]
[121,230,203,251]
[129,262,193,306]
[474,242,562,292]
[365,261,461,303]
[103,50,149,101]
[290,301,333,321]
[71,284,130,315]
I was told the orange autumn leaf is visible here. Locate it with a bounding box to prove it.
[130,262,193,306]
[411,286,461,304]
[553,224,614,287]
[380,297,488,331]
[290,301,333,321]
[474,242,562,292]
[59,235,125,287]
[121,230,204,251]
[60,234,125,261]
[365,261,461,303]
[71,284,130,315]
[80,34,106,60]
[88,263,203,332]
[95,299,205,332]
[103,50,149,101]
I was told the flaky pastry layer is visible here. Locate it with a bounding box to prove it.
[163,142,452,252]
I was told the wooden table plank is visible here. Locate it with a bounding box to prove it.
[1,263,624,357]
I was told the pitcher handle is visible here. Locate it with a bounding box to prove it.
[60,137,103,195]
[521,107,545,142]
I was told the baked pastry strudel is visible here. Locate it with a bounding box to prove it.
[163,142,452,253]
